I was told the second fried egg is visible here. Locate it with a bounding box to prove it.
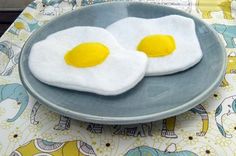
[106,15,203,76]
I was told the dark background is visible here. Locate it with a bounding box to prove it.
[0,0,32,36]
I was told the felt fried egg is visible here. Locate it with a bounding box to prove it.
[106,15,203,76]
[29,27,148,95]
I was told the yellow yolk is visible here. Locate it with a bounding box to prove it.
[137,34,176,57]
[64,42,109,68]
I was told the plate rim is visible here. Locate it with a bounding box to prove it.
[19,2,227,125]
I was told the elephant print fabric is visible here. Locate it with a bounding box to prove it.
[2,0,236,155]
[212,24,236,48]
[8,12,42,36]
[0,41,21,76]
[196,0,234,19]
[86,123,153,137]
[125,143,198,156]
[221,52,236,87]
[0,83,29,122]
[37,0,79,16]
[86,104,208,139]
[161,104,209,138]
[10,138,96,156]
[30,102,71,130]
[215,95,236,138]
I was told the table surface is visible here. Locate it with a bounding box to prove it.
[0,0,236,155]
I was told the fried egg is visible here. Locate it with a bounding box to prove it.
[106,15,203,76]
[29,27,148,95]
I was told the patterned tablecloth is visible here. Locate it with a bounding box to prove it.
[0,0,236,155]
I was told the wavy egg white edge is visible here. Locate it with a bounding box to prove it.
[28,26,148,96]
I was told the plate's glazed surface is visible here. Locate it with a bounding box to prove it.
[19,2,226,124]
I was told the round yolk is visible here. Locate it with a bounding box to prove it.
[137,34,176,57]
[64,42,109,68]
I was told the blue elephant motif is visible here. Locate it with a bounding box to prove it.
[215,95,236,138]
[0,41,21,76]
[125,143,198,156]
[0,83,29,122]
[212,24,236,48]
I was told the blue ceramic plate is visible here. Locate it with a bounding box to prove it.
[19,2,226,125]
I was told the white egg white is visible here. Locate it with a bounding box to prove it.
[106,15,203,76]
[29,26,148,95]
